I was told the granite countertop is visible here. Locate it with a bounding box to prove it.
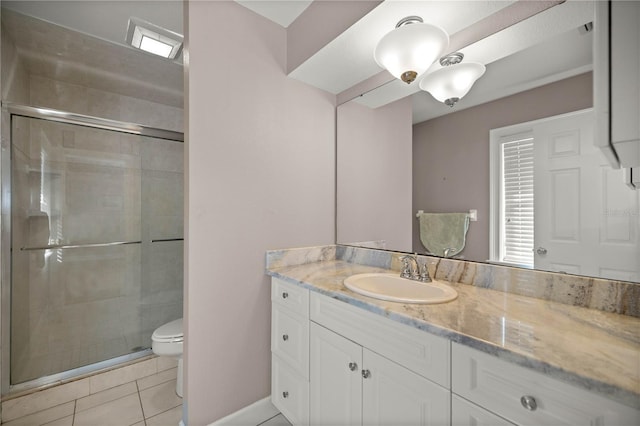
[266,259,640,409]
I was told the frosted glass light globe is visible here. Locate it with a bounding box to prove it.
[419,62,486,106]
[374,21,449,84]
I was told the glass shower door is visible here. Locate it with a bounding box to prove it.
[10,115,183,385]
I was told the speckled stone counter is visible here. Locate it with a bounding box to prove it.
[266,248,640,410]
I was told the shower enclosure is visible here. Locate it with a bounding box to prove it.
[1,104,184,393]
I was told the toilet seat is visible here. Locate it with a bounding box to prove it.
[152,318,183,343]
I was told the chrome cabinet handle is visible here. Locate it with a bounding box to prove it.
[348,362,358,371]
[282,334,289,341]
[282,292,289,299]
[520,395,537,411]
[536,247,548,255]
[282,391,289,399]
[361,369,371,379]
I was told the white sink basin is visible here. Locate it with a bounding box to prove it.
[344,273,458,304]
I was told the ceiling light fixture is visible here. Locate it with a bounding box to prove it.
[418,52,486,107]
[126,17,183,60]
[374,16,449,84]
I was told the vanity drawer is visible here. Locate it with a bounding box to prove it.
[310,292,450,388]
[452,394,515,426]
[271,304,309,379]
[452,343,640,426]
[272,356,309,426]
[272,278,309,317]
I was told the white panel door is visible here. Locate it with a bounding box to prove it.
[534,110,640,280]
[362,350,450,426]
[310,322,362,426]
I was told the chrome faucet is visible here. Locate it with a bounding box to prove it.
[399,254,432,282]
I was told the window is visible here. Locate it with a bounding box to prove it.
[490,132,534,268]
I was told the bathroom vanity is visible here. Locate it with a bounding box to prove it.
[266,247,640,426]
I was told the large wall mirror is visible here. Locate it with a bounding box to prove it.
[337,1,640,283]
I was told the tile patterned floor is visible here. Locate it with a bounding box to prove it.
[1,356,292,426]
[1,360,182,426]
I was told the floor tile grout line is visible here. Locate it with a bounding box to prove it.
[135,380,147,424]
[144,403,183,422]
[137,373,178,393]
[0,399,77,425]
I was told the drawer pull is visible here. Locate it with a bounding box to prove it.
[282,292,289,299]
[520,395,537,411]
[282,391,289,398]
[348,362,358,371]
[282,334,289,341]
[362,369,371,379]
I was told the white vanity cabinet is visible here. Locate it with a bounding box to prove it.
[451,343,640,426]
[309,292,451,426]
[270,277,639,426]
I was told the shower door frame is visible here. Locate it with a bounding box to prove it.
[0,102,184,395]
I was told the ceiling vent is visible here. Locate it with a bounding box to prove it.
[126,17,183,60]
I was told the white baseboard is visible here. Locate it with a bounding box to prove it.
[208,396,279,426]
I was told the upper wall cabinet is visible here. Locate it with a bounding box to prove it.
[594,0,640,175]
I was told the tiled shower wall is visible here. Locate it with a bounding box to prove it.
[28,75,183,133]
[2,28,184,389]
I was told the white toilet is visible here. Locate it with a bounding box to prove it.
[152,318,184,397]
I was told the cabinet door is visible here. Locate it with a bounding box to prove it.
[452,394,514,426]
[362,350,450,426]
[310,322,362,426]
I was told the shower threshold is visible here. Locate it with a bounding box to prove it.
[6,348,153,397]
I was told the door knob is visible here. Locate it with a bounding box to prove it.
[348,362,358,371]
[361,369,371,379]
[536,247,547,255]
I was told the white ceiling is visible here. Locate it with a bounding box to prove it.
[237,0,595,123]
[288,0,516,95]
[410,26,593,123]
[1,6,184,107]
[344,0,595,123]
[1,0,597,123]
[236,0,312,28]
[2,0,310,44]
[2,1,183,53]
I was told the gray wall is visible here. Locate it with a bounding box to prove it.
[412,72,593,261]
[185,1,335,423]
[337,97,413,251]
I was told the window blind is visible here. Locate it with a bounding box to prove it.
[501,136,534,267]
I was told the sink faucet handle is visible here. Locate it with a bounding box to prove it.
[399,255,414,278]
[417,257,432,282]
